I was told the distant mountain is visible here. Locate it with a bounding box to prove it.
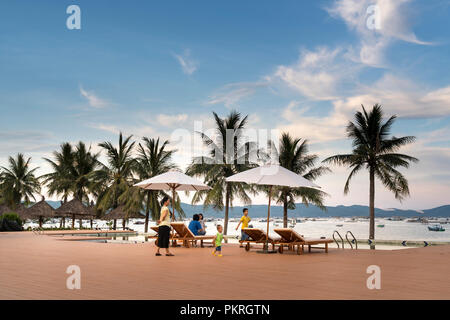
[44,201,450,218]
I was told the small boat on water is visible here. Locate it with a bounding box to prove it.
[288,219,296,228]
[428,225,445,232]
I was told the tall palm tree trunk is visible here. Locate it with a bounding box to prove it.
[369,167,375,250]
[283,193,288,228]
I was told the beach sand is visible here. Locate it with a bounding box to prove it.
[0,231,449,300]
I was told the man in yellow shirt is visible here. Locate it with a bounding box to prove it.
[236,208,251,247]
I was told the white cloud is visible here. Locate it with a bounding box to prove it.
[270,47,361,101]
[206,81,268,108]
[80,86,108,108]
[333,74,450,118]
[277,101,348,143]
[156,114,189,126]
[327,0,431,66]
[173,49,198,75]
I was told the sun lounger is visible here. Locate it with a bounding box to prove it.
[241,228,279,251]
[150,225,179,246]
[170,222,215,248]
[274,228,333,255]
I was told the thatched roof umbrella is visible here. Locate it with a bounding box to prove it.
[16,204,30,221]
[25,197,56,227]
[105,206,143,230]
[55,198,94,229]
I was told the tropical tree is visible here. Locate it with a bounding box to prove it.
[0,153,41,206]
[42,142,100,203]
[41,143,74,203]
[186,111,259,235]
[123,137,177,232]
[93,133,136,221]
[269,133,329,227]
[323,104,418,248]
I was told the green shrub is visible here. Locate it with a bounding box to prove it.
[0,212,22,225]
[0,212,23,231]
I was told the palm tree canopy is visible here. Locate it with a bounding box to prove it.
[186,110,259,210]
[93,133,136,213]
[323,104,418,201]
[41,142,100,203]
[269,133,329,210]
[0,153,41,206]
[121,137,183,220]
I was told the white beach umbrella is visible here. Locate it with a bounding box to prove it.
[226,164,320,252]
[134,170,211,219]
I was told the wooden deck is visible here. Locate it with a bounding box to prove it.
[0,231,449,300]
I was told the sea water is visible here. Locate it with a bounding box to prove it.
[26,217,450,249]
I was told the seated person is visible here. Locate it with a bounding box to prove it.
[188,214,205,236]
[198,213,207,235]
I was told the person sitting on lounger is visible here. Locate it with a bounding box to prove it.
[198,213,207,235]
[188,214,205,236]
[236,208,251,247]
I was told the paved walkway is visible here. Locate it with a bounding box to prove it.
[1,232,449,299]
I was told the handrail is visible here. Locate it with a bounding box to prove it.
[32,227,43,235]
[345,231,358,249]
[332,230,344,249]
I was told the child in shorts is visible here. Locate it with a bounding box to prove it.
[212,225,224,257]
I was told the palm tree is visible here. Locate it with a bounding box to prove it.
[41,142,100,228]
[323,104,418,248]
[93,133,136,228]
[71,142,101,202]
[270,133,329,227]
[126,137,177,232]
[186,110,259,235]
[0,153,41,206]
[41,143,74,203]
[42,142,100,203]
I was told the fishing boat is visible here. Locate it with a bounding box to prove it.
[428,224,445,232]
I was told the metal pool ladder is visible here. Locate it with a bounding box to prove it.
[345,231,358,249]
[333,230,358,249]
[333,230,345,249]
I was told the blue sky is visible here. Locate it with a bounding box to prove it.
[0,0,449,210]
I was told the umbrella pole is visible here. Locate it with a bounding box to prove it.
[266,185,272,250]
[171,187,176,247]
[171,187,176,221]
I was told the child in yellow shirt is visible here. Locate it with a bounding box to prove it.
[236,208,251,247]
